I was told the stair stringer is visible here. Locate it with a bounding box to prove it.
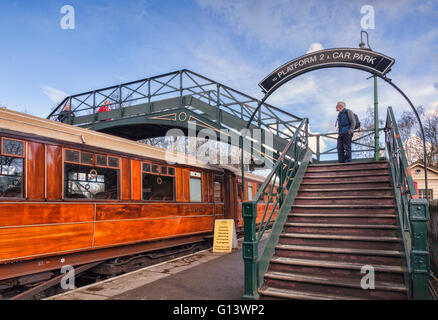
[387,156,413,298]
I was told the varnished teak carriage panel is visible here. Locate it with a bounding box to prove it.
[0,223,94,262]
[95,203,216,220]
[27,142,45,200]
[0,203,94,227]
[93,215,214,247]
[45,145,62,200]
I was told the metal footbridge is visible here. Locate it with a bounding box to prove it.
[48,69,306,165]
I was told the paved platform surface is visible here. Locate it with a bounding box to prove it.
[47,236,267,300]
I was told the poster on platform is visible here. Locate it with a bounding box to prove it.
[213,219,238,253]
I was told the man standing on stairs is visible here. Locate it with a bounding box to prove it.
[336,101,356,163]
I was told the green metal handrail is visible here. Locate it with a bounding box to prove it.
[385,106,430,300]
[310,128,384,163]
[242,118,309,299]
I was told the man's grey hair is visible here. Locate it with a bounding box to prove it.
[337,101,346,108]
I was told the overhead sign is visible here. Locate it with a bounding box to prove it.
[259,48,395,94]
[213,219,238,253]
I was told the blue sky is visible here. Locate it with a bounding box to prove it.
[1,0,437,138]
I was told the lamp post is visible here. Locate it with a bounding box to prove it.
[360,31,380,161]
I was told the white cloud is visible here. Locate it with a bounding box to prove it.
[41,85,69,104]
[307,43,324,53]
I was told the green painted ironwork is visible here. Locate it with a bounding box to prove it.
[310,128,384,163]
[409,199,430,300]
[242,118,309,300]
[47,70,304,156]
[374,75,380,161]
[385,106,430,300]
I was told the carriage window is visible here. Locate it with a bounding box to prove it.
[108,157,119,168]
[190,171,202,202]
[258,184,265,203]
[247,184,253,201]
[0,137,24,198]
[81,152,94,165]
[237,183,242,201]
[64,149,120,200]
[3,139,23,156]
[64,163,119,200]
[0,156,23,198]
[214,180,223,202]
[65,149,80,162]
[142,162,175,201]
[96,155,107,166]
[142,174,174,201]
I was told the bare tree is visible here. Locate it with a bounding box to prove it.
[353,106,383,159]
[396,105,438,166]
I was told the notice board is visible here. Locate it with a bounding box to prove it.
[213,219,238,253]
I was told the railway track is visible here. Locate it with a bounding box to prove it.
[1,240,213,300]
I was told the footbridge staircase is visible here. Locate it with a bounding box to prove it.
[242,107,430,300]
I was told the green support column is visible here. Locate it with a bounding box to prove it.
[374,75,380,161]
[409,198,430,300]
[242,201,259,300]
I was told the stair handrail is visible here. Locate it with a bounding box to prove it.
[310,128,385,162]
[385,107,417,230]
[242,117,309,299]
[385,106,430,300]
[254,119,307,242]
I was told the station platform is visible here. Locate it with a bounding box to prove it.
[47,236,267,300]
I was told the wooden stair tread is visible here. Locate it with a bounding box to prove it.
[301,181,390,185]
[308,161,387,167]
[275,244,403,256]
[264,271,407,292]
[304,173,389,178]
[299,187,392,192]
[259,286,362,300]
[292,204,395,208]
[296,196,394,200]
[270,256,404,273]
[290,213,397,218]
[284,222,397,229]
[280,232,401,242]
[307,167,389,173]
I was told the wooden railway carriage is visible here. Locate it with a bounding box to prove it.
[0,108,270,286]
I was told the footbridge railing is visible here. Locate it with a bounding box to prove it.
[385,106,430,300]
[310,128,385,163]
[242,118,311,299]
[47,70,304,156]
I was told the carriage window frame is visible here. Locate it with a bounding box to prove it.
[141,161,176,202]
[1,137,25,158]
[63,148,121,201]
[257,183,265,204]
[213,175,224,203]
[189,171,203,202]
[0,137,25,199]
[247,183,253,201]
[237,182,242,201]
